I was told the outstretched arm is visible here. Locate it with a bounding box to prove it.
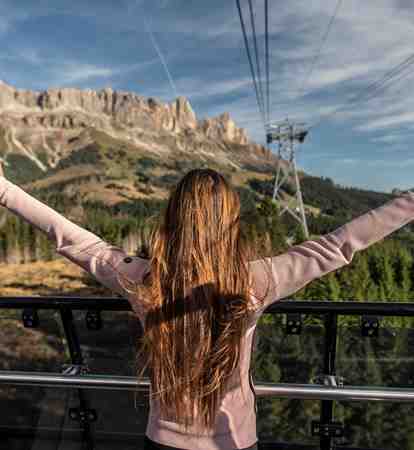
[0,176,149,322]
[249,190,414,314]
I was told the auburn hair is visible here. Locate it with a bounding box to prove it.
[116,168,274,434]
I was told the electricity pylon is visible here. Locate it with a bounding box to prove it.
[266,118,309,239]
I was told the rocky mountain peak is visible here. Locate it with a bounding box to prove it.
[0,81,247,144]
[0,81,278,179]
[199,111,248,145]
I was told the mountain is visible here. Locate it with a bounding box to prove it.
[0,81,400,223]
[0,80,286,206]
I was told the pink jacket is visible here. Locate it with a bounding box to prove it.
[1,175,414,450]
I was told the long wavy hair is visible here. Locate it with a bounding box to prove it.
[117,168,273,433]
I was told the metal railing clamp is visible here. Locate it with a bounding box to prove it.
[61,364,91,376]
[311,374,345,387]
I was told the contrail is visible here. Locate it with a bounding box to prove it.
[143,14,179,100]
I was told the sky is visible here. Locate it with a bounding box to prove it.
[0,0,413,193]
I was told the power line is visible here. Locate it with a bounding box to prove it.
[297,0,343,100]
[356,53,414,102]
[309,52,414,130]
[247,0,266,125]
[235,0,266,129]
[265,0,270,126]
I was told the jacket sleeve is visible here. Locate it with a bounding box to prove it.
[248,190,414,315]
[0,176,149,322]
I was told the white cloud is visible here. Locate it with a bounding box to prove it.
[130,0,414,153]
[146,76,252,103]
[57,64,115,84]
[0,45,161,88]
[356,112,414,132]
[367,158,414,168]
[305,62,375,90]
[340,158,358,165]
[48,59,161,86]
[0,17,11,34]
[226,0,414,140]
[16,49,44,65]
[0,1,54,36]
[1,0,414,150]
[371,133,411,144]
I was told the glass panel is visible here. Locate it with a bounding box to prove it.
[0,385,81,450]
[0,309,68,372]
[253,314,325,383]
[336,324,414,387]
[85,387,149,448]
[71,309,143,376]
[0,384,148,450]
[253,314,325,446]
[335,400,414,449]
[257,397,321,446]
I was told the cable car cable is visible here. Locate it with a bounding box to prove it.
[309,52,414,130]
[248,0,266,126]
[356,53,414,102]
[296,0,343,102]
[235,0,266,130]
[311,54,414,128]
[265,0,270,126]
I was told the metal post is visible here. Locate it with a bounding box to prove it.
[320,312,338,450]
[59,307,95,450]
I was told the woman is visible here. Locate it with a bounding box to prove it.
[1,168,414,450]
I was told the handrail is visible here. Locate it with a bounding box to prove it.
[0,370,413,402]
[0,296,127,310]
[2,295,414,450]
[1,296,414,316]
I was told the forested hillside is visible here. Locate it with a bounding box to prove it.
[2,168,414,314]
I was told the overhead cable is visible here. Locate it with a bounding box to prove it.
[265,0,270,126]
[309,52,414,130]
[236,0,266,129]
[355,53,414,102]
[297,0,344,100]
[247,0,266,125]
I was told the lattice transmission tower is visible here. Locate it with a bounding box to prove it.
[266,118,309,239]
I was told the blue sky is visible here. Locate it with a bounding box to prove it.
[0,0,413,193]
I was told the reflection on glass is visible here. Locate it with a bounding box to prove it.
[72,310,143,376]
[252,315,325,384]
[337,324,414,387]
[257,397,321,446]
[335,400,414,449]
[0,309,67,372]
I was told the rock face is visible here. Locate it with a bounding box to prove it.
[0,81,246,142]
[199,112,248,145]
[0,80,279,176]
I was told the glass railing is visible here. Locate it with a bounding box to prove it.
[1,296,414,450]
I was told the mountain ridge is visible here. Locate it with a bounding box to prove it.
[0,80,252,149]
[0,80,285,205]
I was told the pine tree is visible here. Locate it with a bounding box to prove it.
[337,253,374,301]
[391,245,412,301]
[291,222,307,245]
[367,246,397,301]
[256,198,287,254]
[301,273,341,301]
[378,251,397,301]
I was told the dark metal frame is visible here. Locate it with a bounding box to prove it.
[0,296,413,450]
